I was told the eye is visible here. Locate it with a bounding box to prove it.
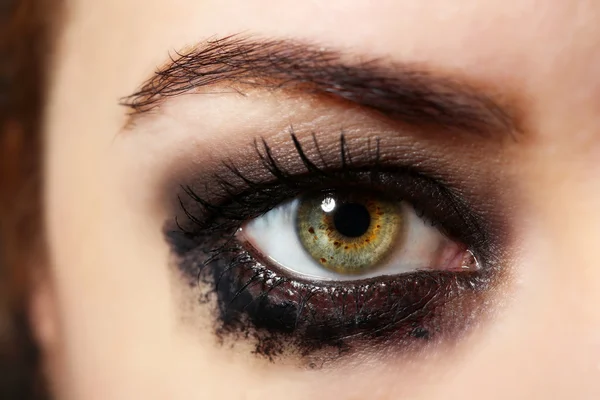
[166,133,503,363]
[241,189,479,282]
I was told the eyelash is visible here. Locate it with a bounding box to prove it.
[165,132,499,363]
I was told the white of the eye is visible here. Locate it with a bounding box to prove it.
[240,198,461,281]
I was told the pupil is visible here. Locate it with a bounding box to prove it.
[333,203,371,238]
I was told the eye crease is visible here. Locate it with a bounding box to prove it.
[165,131,506,365]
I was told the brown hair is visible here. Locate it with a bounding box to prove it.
[0,0,58,398]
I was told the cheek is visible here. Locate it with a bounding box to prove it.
[45,137,175,398]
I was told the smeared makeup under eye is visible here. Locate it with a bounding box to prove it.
[164,132,508,365]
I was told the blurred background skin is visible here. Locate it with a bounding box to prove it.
[2,1,600,399]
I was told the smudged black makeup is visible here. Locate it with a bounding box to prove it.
[164,132,508,365]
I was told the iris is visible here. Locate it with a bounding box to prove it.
[296,191,403,274]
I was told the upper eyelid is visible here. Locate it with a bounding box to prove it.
[165,129,487,216]
[120,35,523,139]
[173,133,488,238]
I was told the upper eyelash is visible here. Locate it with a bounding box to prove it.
[174,132,489,244]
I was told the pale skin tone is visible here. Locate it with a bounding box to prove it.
[35,0,600,399]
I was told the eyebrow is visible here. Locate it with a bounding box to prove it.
[121,35,519,136]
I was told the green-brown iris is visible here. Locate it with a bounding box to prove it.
[296,191,403,274]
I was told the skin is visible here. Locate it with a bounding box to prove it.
[36,0,600,398]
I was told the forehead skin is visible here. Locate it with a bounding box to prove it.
[44,0,600,399]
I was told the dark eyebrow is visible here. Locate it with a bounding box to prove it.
[121,35,519,136]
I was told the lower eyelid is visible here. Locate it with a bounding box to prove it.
[198,241,494,362]
[167,209,496,364]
